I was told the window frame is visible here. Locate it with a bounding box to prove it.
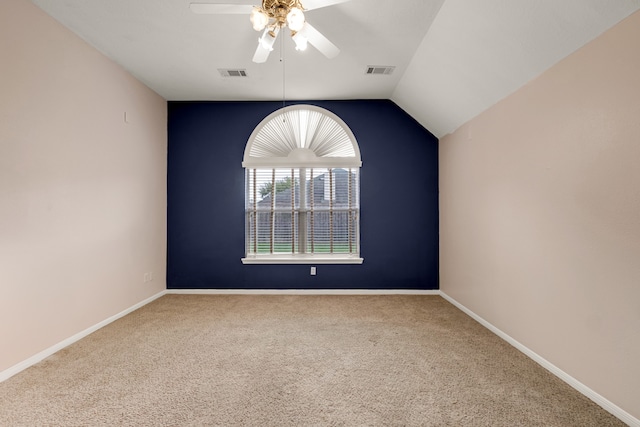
[241,105,363,265]
[242,167,363,265]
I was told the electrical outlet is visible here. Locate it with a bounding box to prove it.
[310,266,316,276]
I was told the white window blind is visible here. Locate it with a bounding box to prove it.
[245,168,360,258]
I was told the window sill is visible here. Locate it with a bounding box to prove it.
[242,254,364,265]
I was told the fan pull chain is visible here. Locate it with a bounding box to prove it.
[281,32,286,111]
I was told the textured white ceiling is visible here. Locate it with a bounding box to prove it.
[30,0,640,137]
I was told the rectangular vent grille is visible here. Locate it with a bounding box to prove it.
[219,69,248,78]
[366,66,395,75]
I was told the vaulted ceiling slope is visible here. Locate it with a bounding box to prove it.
[31,0,640,138]
[393,0,640,137]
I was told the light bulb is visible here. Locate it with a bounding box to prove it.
[250,8,269,31]
[286,7,305,32]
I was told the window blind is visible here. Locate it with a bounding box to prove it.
[246,167,359,256]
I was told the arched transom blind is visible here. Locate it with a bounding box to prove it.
[243,105,361,168]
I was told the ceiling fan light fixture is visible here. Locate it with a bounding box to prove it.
[292,31,308,51]
[250,7,269,31]
[286,7,305,32]
[225,0,342,63]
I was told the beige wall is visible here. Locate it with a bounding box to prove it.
[440,11,640,420]
[0,0,167,373]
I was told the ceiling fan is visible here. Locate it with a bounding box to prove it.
[190,0,351,63]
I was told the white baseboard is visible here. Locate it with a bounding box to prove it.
[439,291,639,427]
[166,289,440,295]
[0,290,167,383]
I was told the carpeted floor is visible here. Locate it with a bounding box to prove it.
[0,295,625,426]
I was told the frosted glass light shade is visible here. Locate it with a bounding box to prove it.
[286,7,305,32]
[258,26,278,51]
[250,8,269,31]
[292,31,308,51]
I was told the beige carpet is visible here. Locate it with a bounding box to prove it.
[0,295,624,426]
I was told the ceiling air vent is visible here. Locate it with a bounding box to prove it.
[218,69,248,78]
[366,66,395,75]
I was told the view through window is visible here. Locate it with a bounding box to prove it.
[245,167,360,256]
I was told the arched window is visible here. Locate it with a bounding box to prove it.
[242,105,363,264]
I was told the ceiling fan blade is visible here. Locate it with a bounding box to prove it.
[253,44,271,63]
[190,3,254,14]
[253,27,280,63]
[302,0,352,11]
[300,22,340,59]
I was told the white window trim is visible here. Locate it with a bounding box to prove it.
[241,254,364,264]
[242,105,363,265]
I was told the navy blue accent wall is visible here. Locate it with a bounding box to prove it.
[167,100,438,290]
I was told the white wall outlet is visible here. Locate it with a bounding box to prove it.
[310,266,316,276]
